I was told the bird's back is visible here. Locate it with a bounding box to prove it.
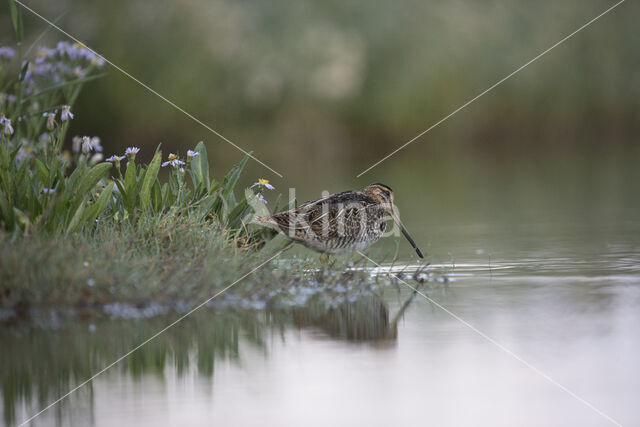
[257,191,387,253]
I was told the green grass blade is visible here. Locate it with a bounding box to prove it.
[222,154,249,202]
[227,198,250,229]
[151,180,162,213]
[140,151,161,210]
[8,0,23,43]
[124,161,136,195]
[34,159,49,183]
[65,163,86,199]
[76,163,111,199]
[85,182,114,224]
[66,201,86,233]
[191,141,210,192]
[123,161,137,212]
[13,207,30,230]
[0,190,15,230]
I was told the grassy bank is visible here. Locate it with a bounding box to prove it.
[0,22,308,313]
[2,214,261,310]
[0,209,394,318]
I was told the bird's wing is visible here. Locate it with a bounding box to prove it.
[270,192,375,238]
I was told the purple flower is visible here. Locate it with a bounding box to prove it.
[256,193,267,204]
[124,147,140,157]
[72,66,86,78]
[69,43,85,60]
[106,154,124,164]
[0,114,14,135]
[187,149,200,159]
[124,147,140,161]
[162,153,185,168]
[42,188,56,195]
[80,136,103,153]
[35,47,53,64]
[92,56,106,67]
[250,178,275,190]
[43,112,57,130]
[0,47,15,61]
[60,105,74,121]
[56,41,71,55]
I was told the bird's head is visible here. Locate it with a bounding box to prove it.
[363,183,423,258]
[363,183,394,210]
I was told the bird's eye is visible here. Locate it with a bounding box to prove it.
[383,190,390,198]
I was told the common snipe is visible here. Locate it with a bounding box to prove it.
[254,183,423,258]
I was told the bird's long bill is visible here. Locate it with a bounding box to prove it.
[390,210,424,259]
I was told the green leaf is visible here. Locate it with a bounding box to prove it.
[196,193,219,221]
[161,183,172,207]
[227,198,250,229]
[13,207,30,230]
[8,0,23,43]
[191,141,210,192]
[213,189,231,222]
[114,179,126,202]
[123,161,137,214]
[0,140,9,169]
[85,182,114,224]
[66,201,86,233]
[221,154,249,202]
[34,159,49,183]
[140,151,161,210]
[0,190,15,230]
[67,162,111,218]
[227,191,236,208]
[124,161,137,195]
[65,162,87,199]
[151,180,162,213]
[14,160,29,194]
[75,162,111,201]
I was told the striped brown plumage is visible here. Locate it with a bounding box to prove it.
[254,183,424,258]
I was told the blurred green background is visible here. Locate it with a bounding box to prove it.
[1,0,639,230]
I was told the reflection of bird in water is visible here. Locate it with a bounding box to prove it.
[254,183,423,260]
[292,287,422,342]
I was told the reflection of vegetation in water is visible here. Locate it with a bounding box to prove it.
[1,281,423,425]
[1,310,264,425]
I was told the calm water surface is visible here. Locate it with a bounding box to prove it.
[3,220,639,426]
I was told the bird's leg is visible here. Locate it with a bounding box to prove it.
[319,252,330,265]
